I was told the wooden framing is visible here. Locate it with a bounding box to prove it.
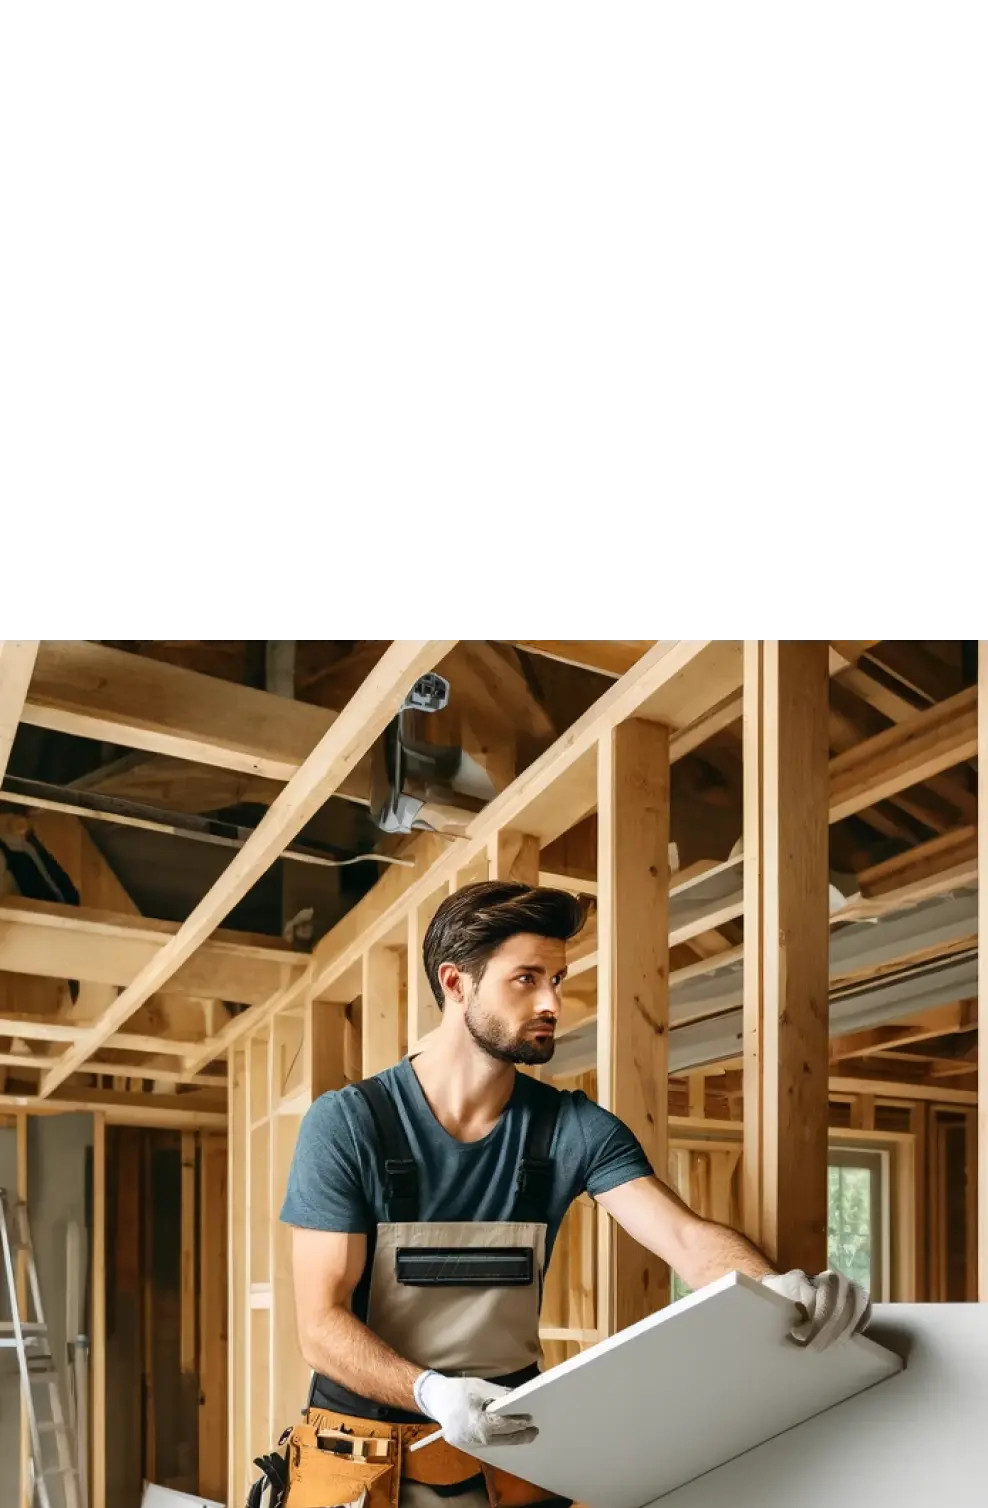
[3,637,985,1500]
[597,719,671,1333]
[17,1112,29,1508]
[742,643,830,1273]
[37,640,454,1096]
[92,1112,107,1508]
[0,641,40,782]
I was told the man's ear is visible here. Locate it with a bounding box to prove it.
[437,961,465,1005]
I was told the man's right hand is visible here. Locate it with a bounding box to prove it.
[413,1371,538,1450]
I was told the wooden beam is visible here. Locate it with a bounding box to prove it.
[858,826,977,898]
[0,894,308,1005]
[361,946,402,1077]
[828,1075,977,1106]
[181,643,741,1080]
[511,641,654,678]
[0,642,39,784]
[980,640,987,1300]
[92,1112,106,1508]
[23,640,341,783]
[0,1087,225,1127]
[743,643,830,1272]
[829,686,977,822]
[198,1132,228,1504]
[597,719,670,1334]
[0,1015,203,1055]
[37,641,454,1097]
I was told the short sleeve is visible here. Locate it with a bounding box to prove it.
[571,1093,654,1197]
[279,1089,372,1232]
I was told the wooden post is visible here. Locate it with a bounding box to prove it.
[17,1113,29,1508]
[741,641,765,1247]
[489,831,542,1078]
[92,1112,106,1508]
[180,1132,197,1377]
[597,719,671,1334]
[198,1133,228,1504]
[362,946,402,1075]
[407,897,444,1050]
[305,995,348,1098]
[488,831,540,885]
[743,642,830,1273]
[979,640,987,1299]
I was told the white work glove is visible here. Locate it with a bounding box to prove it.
[761,1269,872,1351]
[413,1370,538,1449]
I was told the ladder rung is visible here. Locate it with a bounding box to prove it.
[0,1321,48,1334]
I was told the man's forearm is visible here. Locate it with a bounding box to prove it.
[676,1217,777,1290]
[301,1304,425,1412]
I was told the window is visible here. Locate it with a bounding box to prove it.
[668,1143,890,1304]
[827,1147,889,1298]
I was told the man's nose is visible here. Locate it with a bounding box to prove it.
[536,985,561,1018]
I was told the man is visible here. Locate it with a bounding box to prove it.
[276,881,869,1508]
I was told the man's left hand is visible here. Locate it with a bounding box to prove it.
[761,1269,872,1350]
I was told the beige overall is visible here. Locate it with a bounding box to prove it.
[280,1074,567,1508]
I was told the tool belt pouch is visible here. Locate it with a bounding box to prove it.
[285,1414,399,1508]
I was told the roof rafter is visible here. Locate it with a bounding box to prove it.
[36,639,456,1097]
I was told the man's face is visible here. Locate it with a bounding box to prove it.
[458,932,568,1065]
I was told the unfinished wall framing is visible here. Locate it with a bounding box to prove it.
[0,638,984,1508]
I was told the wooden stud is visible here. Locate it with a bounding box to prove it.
[743,643,830,1274]
[92,1113,106,1508]
[229,1051,247,1504]
[180,1131,196,1375]
[0,641,40,783]
[597,719,671,1334]
[912,1104,929,1298]
[198,1133,227,1504]
[361,946,403,1076]
[489,832,542,1078]
[142,1132,156,1483]
[966,1109,979,1302]
[980,640,987,1300]
[304,996,347,1099]
[741,641,765,1246]
[488,830,541,885]
[17,1113,29,1508]
[407,896,444,1050]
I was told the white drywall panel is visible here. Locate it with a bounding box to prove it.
[479,1272,901,1508]
[657,1304,983,1507]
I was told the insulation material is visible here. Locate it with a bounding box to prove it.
[476,1273,901,1508]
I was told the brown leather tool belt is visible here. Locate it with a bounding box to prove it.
[282,1407,571,1508]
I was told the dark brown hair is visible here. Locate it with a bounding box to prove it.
[423,880,590,1008]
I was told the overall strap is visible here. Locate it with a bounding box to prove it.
[512,1089,561,1223]
[352,1076,420,1223]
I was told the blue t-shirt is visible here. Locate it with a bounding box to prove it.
[281,1056,652,1314]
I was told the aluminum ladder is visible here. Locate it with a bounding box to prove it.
[0,1187,84,1508]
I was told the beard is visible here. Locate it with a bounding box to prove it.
[464,998,557,1065]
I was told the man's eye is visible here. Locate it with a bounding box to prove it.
[518,974,534,985]
[551,975,563,987]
